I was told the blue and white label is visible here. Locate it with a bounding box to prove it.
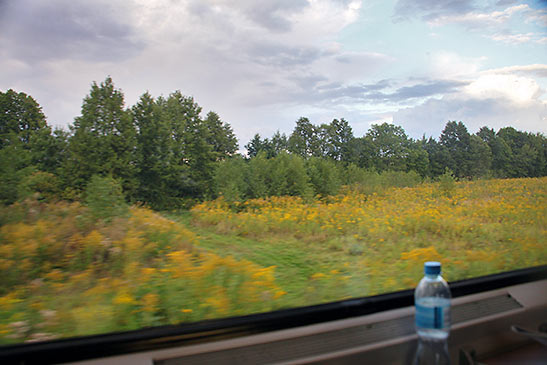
[415,298,450,330]
[416,303,443,329]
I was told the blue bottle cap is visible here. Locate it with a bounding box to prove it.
[424,261,441,275]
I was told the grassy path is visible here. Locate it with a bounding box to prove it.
[167,212,371,307]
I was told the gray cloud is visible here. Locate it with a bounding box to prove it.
[186,0,309,33]
[0,0,143,64]
[246,42,324,67]
[369,80,469,102]
[301,79,467,105]
[241,0,309,32]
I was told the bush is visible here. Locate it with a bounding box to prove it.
[0,143,34,205]
[380,170,422,188]
[214,156,248,202]
[21,171,62,202]
[246,152,270,199]
[269,152,312,199]
[437,168,456,197]
[84,175,128,221]
[306,157,342,197]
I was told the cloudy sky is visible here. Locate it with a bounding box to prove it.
[1,0,546,145]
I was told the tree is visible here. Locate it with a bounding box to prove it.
[65,77,138,195]
[29,127,68,175]
[163,91,217,200]
[439,121,471,178]
[288,117,320,158]
[0,139,33,204]
[269,131,289,157]
[467,135,492,177]
[247,151,270,198]
[245,133,270,158]
[269,152,312,198]
[424,137,450,178]
[497,127,546,177]
[306,157,342,196]
[0,89,48,149]
[406,138,430,177]
[365,123,411,172]
[0,89,67,202]
[214,155,248,202]
[132,92,172,208]
[203,111,238,160]
[320,118,354,161]
[345,137,374,169]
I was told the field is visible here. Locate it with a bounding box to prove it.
[1,177,546,344]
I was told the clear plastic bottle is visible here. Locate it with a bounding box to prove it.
[413,262,451,365]
[415,261,451,341]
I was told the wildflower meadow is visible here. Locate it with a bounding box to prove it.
[1,177,545,343]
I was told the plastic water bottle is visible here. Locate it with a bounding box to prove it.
[415,261,451,340]
[413,261,451,364]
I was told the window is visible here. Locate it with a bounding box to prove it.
[0,0,545,360]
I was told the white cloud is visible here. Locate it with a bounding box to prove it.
[429,52,486,78]
[483,64,547,78]
[525,8,547,27]
[428,4,529,28]
[465,74,542,103]
[488,32,534,44]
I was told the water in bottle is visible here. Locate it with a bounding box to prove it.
[413,261,451,364]
[415,261,451,340]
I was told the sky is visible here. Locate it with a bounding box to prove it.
[1,0,546,145]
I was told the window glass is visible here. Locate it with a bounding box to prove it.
[0,0,545,345]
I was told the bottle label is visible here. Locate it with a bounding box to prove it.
[415,303,444,329]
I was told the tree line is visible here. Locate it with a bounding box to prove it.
[1,77,545,209]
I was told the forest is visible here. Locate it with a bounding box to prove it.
[1,77,546,210]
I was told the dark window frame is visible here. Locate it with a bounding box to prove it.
[1,265,546,364]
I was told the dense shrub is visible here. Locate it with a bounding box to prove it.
[84,175,128,221]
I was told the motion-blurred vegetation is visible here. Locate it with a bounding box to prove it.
[1,79,546,344]
[1,177,545,343]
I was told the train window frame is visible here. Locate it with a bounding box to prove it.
[1,265,545,364]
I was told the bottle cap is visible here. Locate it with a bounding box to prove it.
[424,261,441,275]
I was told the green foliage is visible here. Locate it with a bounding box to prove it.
[345,169,422,195]
[288,117,320,157]
[2,82,546,213]
[65,77,138,195]
[439,121,471,178]
[306,157,342,197]
[437,168,456,197]
[21,171,62,202]
[365,123,411,171]
[269,152,312,199]
[203,111,238,159]
[84,175,128,221]
[0,141,34,205]
[214,156,248,202]
[246,152,270,198]
[342,163,368,185]
[0,89,48,149]
[132,92,171,209]
[380,170,422,188]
